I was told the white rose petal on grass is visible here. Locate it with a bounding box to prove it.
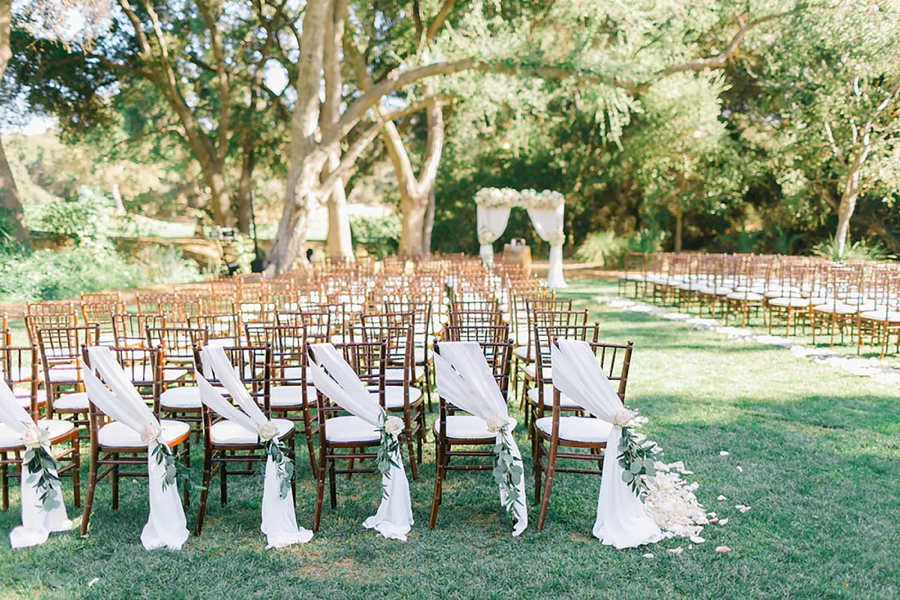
[735,505,751,513]
[140,423,163,444]
[736,466,743,473]
[667,547,684,555]
[716,546,732,554]
[719,451,730,456]
[690,535,705,544]
[719,519,729,525]
[486,413,508,433]
[258,421,281,441]
[87,578,100,588]
[717,495,728,501]
[21,424,48,449]
[643,553,654,559]
[384,416,405,438]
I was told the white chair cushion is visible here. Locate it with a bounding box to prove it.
[433,415,518,440]
[206,337,237,348]
[526,385,578,408]
[0,419,76,449]
[98,419,190,448]
[385,366,425,382]
[813,302,858,315]
[524,364,552,380]
[514,346,535,361]
[53,392,90,411]
[768,297,811,308]
[534,416,612,443]
[726,291,764,301]
[210,418,293,445]
[160,386,202,409]
[368,386,423,409]
[48,365,81,383]
[323,415,380,443]
[269,385,316,407]
[163,368,190,383]
[860,310,900,323]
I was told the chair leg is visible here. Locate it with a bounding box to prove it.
[111,460,119,510]
[220,461,227,505]
[1,455,8,511]
[72,437,81,509]
[406,424,419,481]
[313,448,327,532]
[536,440,559,531]
[328,459,337,509]
[80,445,99,536]
[428,440,444,530]
[194,450,213,536]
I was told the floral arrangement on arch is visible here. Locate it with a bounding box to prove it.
[474,188,564,211]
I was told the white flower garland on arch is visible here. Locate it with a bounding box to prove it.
[474,188,567,288]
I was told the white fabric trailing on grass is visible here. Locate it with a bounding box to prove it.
[550,340,660,548]
[84,346,188,550]
[198,346,313,549]
[432,342,527,536]
[308,343,413,541]
[0,380,72,549]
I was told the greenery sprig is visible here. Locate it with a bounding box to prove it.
[23,442,62,512]
[617,426,657,501]
[376,412,403,500]
[151,441,203,499]
[260,438,294,500]
[491,424,525,524]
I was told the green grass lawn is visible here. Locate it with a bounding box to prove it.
[2,280,898,599]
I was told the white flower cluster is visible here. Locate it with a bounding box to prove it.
[384,416,404,438]
[486,413,508,433]
[21,424,50,449]
[140,423,163,444]
[546,230,566,247]
[258,421,281,441]
[474,188,565,210]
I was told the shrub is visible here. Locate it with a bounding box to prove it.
[811,237,889,262]
[574,228,667,267]
[350,213,401,258]
[136,244,206,285]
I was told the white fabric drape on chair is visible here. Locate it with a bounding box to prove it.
[432,342,527,536]
[527,206,567,289]
[476,206,511,267]
[0,380,72,549]
[308,343,413,541]
[198,346,313,549]
[83,346,189,550]
[550,340,660,548]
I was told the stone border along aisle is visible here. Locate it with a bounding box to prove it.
[593,296,900,387]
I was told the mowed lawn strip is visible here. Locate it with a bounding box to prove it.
[0,279,897,599]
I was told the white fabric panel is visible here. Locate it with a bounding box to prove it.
[550,340,660,548]
[476,205,512,267]
[308,343,413,541]
[527,206,566,289]
[432,342,527,536]
[84,347,189,551]
[197,346,313,549]
[0,380,72,549]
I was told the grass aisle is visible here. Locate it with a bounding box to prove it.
[1,280,898,599]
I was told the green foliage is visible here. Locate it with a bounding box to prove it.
[26,186,115,246]
[717,226,764,254]
[136,244,205,286]
[617,426,657,500]
[574,228,667,267]
[811,237,888,262]
[350,213,401,259]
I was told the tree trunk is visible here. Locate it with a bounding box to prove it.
[236,140,254,234]
[325,178,353,258]
[0,2,28,241]
[834,148,868,258]
[265,0,332,274]
[674,205,683,252]
[400,193,429,257]
[422,186,435,256]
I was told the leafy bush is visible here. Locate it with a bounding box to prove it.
[136,244,205,285]
[26,186,115,246]
[350,213,401,258]
[811,237,889,262]
[574,228,667,267]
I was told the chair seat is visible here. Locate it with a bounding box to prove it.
[859,310,900,323]
[385,366,425,382]
[726,291,765,301]
[269,385,316,407]
[524,364,552,380]
[206,337,237,348]
[813,302,858,315]
[324,415,380,443]
[48,364,81,383]
[696,286,733,295]
[53,392,90,411]
[98,419,190,448]
[526,386,578,408]
[433,415,517,440]
[210,418,293,445]
[160,386,202,410]
[163,368,191,383]
[367,386,423,409]
[514,346,535,361]
[768,297,811,308]
[0,419,76,450]
[534,416,612,444]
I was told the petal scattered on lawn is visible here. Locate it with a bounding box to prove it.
[690,535,706,544]
[719,518,729,525]
[717,495,728,501]
[735,505,751,513]
[668,547,684,555]
[719,451,730,456]
[643,553,654,559]
[716,546,732,554]
[736,466,743,472]
[88,579,100,588]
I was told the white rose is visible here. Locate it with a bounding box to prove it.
[612,408,637,428]
[258,421,280,441]
[486,413,507,433]
[140,423,163,444]
[384,416,404,438]
[21,425,48,449]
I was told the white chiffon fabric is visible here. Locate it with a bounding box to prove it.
[527,206,567,289]
[550,340,661,548]
[83,346,189,550]
[432,342,527,536]
[0,380,72,548]
[197,346,313,549]
[477,205,511,267]
[308,343,413,541]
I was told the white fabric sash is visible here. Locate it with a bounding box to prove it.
[432,342,527,536]
[0,380,72,548]
[308,343,413,541]
[198,346,313,549]
[550,340,660,548]
[526,206,566,289]
[84,346,189,550]
[476,205,511,267]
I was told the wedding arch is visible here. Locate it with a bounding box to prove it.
[475,188,567,288]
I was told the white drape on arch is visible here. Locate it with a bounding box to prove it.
[476,205,511,267]
[526,205,566,289]
[0,380,72,549]
[550,340,661,549]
